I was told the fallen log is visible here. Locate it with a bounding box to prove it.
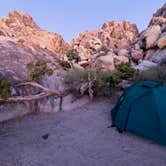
[0,82,64,111]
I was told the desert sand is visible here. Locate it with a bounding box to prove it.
[0,98,166,166]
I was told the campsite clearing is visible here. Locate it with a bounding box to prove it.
[0,98,166,166]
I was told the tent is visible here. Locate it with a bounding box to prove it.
[111,81,166,145]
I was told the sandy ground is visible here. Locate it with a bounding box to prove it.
[0,98,166,166]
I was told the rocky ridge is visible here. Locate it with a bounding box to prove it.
[0,11,69,56]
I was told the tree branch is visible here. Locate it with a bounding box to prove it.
[0,81,64,111]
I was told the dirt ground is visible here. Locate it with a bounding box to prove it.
[0,98,166,166]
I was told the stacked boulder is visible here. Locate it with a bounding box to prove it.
[131,3,166,68]
[71,21,139,71]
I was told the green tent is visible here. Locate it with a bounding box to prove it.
[111,81,166,145]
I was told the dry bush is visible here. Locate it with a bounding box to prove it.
[65,62,137,98]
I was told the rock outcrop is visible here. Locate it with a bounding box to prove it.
[0,11,71,117]
[93,54,115,71]
[0,10,72,100]
[101,21,138,49]
[71,20,138,70]
[0,37,57,81]
[71,21,138,56]
[0,11,70,56]
[131,3,166,65]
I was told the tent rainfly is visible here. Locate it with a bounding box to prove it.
[111,81,166,145]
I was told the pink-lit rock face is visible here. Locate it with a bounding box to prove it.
[101,20,138,48]
[71,20,139,59]
[0,37,61,82]
[0,10,70,56]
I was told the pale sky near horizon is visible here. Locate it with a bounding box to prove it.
[0,0,165,41]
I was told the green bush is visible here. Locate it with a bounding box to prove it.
[65,69,116,97]
[59,60,72,69]
[0,79,12,99]
[65,62,137,97]
[117,62,138,80]
[67,49,81,63]
[27,60,54,83]
[65,69,88,86]
[92,70,115,96]
[134,66,166,84]
[47,68,54,76]
[108,62,138,87]
[108,71,123,87]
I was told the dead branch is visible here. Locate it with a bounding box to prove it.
[88,71,94,100]
[17,82,63,97]
[0,81,64,111]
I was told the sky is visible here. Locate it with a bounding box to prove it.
[0,0,165,41]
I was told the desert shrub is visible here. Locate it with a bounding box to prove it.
[65,69,88,86]
[0,79,12,99]
[92,70,115,96]
[108,71,123,87]
[59,60,72,69]
[65,69,117,97]
[65,62,137,97]
[67,49,81,63]
[117,62,138,80]
[27,60,53,83]
[107,62,138,87]
[134,66,166,84]
[47,68,54,76]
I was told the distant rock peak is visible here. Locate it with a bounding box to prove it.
[0,10,70,56]
[71,20,139,60]
[2,10,39,29]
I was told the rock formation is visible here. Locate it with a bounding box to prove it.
[71,20,138,70]
[131,2,166,66]
[0,11,70,115]
[0,11,70,56]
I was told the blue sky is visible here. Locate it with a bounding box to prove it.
[0,0,165,41]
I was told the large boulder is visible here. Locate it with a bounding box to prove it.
[131,49,144,63]
[157,33,166,48]
[139,25,161,49]
[135,60,157,71]
[149,49,166,63]
[93,54,115,71]
[0,37,66,84]
[117,49,129,57]
[149,16,166,26]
